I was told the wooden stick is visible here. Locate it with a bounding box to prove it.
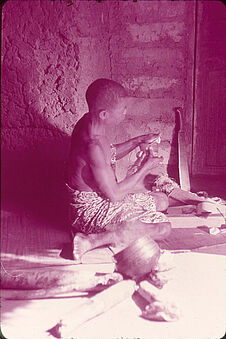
[1,272,123,299]
[47,280,136,338]
[175,107,191,191]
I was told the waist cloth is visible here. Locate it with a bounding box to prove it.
[66,174,179,234]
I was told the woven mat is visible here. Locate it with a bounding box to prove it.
[2,211,226,274]
[1,211,113,272]
[158,227,226,251]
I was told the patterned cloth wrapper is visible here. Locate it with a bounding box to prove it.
[66,186,169,234]
[66,143,173,234]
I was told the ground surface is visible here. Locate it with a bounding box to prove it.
[1,175,226,339]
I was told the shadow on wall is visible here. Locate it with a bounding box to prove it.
[1,74,72,230]
[1,120,71,230]
[1,130,71,230]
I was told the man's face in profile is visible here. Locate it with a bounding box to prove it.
[107,98,128,125]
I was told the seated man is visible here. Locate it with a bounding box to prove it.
[65,78,173,262]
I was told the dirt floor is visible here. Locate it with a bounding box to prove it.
[1,174,226,272]
[1,174,226,339]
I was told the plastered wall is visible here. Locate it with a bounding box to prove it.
[1,0,111,225]
[1,0,195,226]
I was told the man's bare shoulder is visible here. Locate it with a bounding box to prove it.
[87,138,102,147]
[86,138,106,166]
[87,138,104,154]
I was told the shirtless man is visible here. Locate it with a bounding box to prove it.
[65,79,171,261]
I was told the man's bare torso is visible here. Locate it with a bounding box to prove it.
[66,113,113,192]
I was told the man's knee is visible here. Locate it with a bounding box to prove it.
[152,192,169,211]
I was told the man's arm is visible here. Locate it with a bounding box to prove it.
[87,140,162,202]
[114,133,160,160]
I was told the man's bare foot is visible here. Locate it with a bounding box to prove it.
[73,233,93,263]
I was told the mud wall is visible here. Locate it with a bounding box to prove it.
[1,0,195,226]
[1,0,110,225]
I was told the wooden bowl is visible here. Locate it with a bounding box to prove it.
[113,235,160,280]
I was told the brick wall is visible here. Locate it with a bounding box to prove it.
[107,1,195,180]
